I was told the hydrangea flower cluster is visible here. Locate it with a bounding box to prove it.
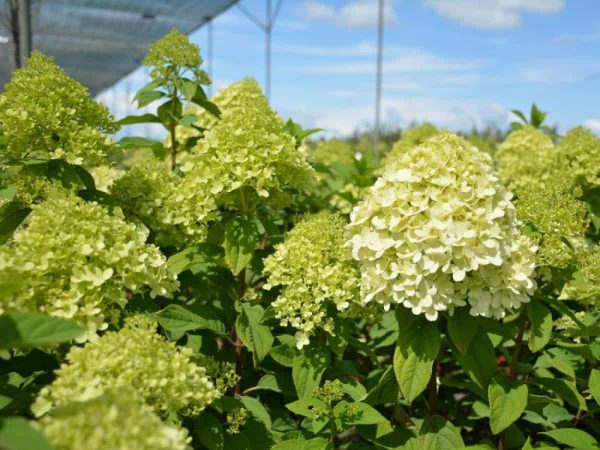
[497,126,554,194]
[379,123,439,170]
[560,249,600,306]
[183,80,315,209]
[110,158,218,248]
[548,126,600,189]
[311,138,356,166]
[89,165,124,192]
[194,355,240,395]
[515,177,589,268]
[32,315,219,418]
[263,213,361,348]
[0,189,178,340]
[142,28,210,86]
[346,133,537,320]
[38,390,190,450]
[0,51,117,165]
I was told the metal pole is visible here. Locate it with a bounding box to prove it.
[206,17,213,96]
[17,0,31,66]
[374,0,384,164]
[265,0,272,100]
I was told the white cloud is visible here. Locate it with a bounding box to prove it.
[295,49,483,74]
[300,0,398,28]
[305,97,510,135]
[425,0,565,30]
[555,31,600,44]
[518,59,600,84]
[274,41,377,57]
[584,119,600,133]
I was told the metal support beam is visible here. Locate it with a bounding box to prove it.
[373,0,384,164]
[237,0,283,101]
[17,0,32,66]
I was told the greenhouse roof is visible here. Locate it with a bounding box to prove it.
[0,0,236,95]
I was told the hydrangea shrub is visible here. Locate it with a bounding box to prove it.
[1,32,599,450]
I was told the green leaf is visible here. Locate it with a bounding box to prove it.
[511,109,528,125]
[457,330,497,390]
[224,215,259,275]
[0,417,54,450]
[236,303,274,367]
[285,397,326,418]
[393,309,441,403]
[176,79,198,101]
[192,89,221,118]
[0,202,30,244]
[179,114,198,127]
[193,413,223,450]
[115,113,161,126]
[135,89,165,108]
[532,377,587,411]
[541,428,599,450]
[447,308,478,354]
[527,302,552,352]
[404,416,465,450]
[271,438,332,450]
[0,312,83,349]
[73,165,96,190]
[0,185,17,201]
[155,304,226,339]
[270,336,296,368]
[240,396,271,430]
[167,243,223,275]
[589,369,600,406]
[334,401,387,426]
[117,136,163,151]
[292,345,329,398]
[488,375,528,434]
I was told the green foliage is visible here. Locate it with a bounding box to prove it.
[1,29,600,450]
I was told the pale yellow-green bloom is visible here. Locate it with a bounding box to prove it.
[143,28,209,86]
[263,212,361,348]
[0,189,177,341]
[89,164,124,192]
[183,80,315,211]
[32,315,219,418]
[0,51,117,166]
[311,138,356,166]
[380,123,439,170]
[497,126,553,194]
[347,133,537,320]
[516,177,589,268]
[560,248,600,307]
[548,126,600,189]
[110,157,218,248]
[37,390,190,450]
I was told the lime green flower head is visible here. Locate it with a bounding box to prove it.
[497,126,553,194]
[143,28,209,86]
[347,132,537,320]
[110,158,218,248]
[0,189,178,341]
[560,248,600,307]
[183,81,315,210]
[0,51,117,165]
[311,138,356,166]
[38,390,191,450]
[516,177,589,268]
[32,315,219,418]
[549,126,600,189]
[380,123,439,170]
[89,165,124,193]
[263,212,361,348]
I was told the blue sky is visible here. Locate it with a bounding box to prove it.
[99,0,600,137]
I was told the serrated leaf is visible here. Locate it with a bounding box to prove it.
[155,304,226,339]
[334,401,387,426]
[488,376,528,434]
[236,303,273,367]
[224,215,259,275]
[292,345,329,398]
[240,396,271,430]
[589,369,600,406]
[393,310,441,403]
[0,312,83,349]
[115,113,161,126]
[285,397,326,418]
[457,330,497,390]
[404,416,465,450]
[527,302,552,352]
[447,307,478,353]
[541,428,599,450]
[167,243,223,275]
